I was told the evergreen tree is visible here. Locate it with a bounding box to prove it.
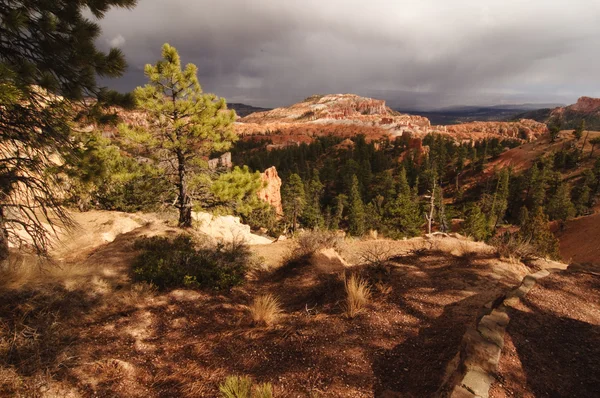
[330,194,347,230]
[490,168,510,229]
[574,185,591,216]
[210,166,269,223]
[0,0,137,259]
[589,137,600,159]
[520,206,560,259]
[302,172,325,229]
[347,175,366,236]
[435,184,449,232]
[383,176,422,239]
[282,173,305,233]
[549,122,561,142]
[546,182,575,224]
[130,44,236,227]
[462,205,489,241]
[573,121,584,140]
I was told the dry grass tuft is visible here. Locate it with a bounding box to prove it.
[219,375,253,398]
[219,375,274,398]
[249,294,282,327]
[344,274,371,318]
[252,382,274,398]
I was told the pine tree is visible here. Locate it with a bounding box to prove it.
[546,182,575,224]
[573,121,584,140]
[282,173,306,233]
[0,0,137,259]
[520,206,560,259]
[347,175,366,236]
[302,172,325,229]
[383,171,422,238]
[574,185,591,216]
[210,166,268,220]
[490,168,510,230]
[462,205,489,241]
[330,194,347,230]
[589,137,600,159]
[130,44,236,227]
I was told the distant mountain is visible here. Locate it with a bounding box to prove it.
[396,103,563,125]
[514,97,600,130]
[228,103,272,118]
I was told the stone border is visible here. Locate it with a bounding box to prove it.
[442,267,564,398]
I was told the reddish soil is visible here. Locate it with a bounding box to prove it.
[487,130,600,173]
[0,229,529,397]
[490,267,600,397]
[557,212,600,266]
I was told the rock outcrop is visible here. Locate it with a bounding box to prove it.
[192,212,272,245]
[235,94,431,147]
[258,166,283,216]
[208,152,232,170]
[518,96,600,130]
[430,119,548,142]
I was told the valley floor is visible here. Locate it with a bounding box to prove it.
[0,211,598,397]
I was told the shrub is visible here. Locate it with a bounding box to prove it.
[281,230,345,271]
[344,274,371,319]
[249,294,282,326]
[295,230,344,258]
[490,232,537,262]
[132,234,250,290]
[219,376,273,398]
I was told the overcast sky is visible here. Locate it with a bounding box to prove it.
[97,0,600,109]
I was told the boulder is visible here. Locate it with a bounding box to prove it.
[310,248,349,273]
[192,211,273,245]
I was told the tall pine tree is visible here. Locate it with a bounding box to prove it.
[347,175,366,236]
[130,44,236,227]
[282,173,306,233]
[0,0,137,259]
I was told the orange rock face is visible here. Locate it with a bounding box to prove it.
[235,94,547,147]
[235,94,431,146]
[429,119,548,142]
[258,166,283,216]
[568,96,600,113]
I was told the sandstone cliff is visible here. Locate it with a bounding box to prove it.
[258,166,283,216]
[235,94,547,148]
[517,96,600,130]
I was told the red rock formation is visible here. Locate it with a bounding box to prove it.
[236,94,431,146]
[569,96,600,113]
[429,119,547,142]
[258,166,283,216]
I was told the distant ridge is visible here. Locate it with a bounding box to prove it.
[514,97,600,130]
[395,103,564,125]
[229,103,272,118]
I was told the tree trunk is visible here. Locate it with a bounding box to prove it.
[176,151,192,228]
[590,144,596,159]
[582,130,590,153]
[0,208,9,262]
[425,180,436,235]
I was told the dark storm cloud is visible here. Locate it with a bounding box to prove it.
[97,0,600,109]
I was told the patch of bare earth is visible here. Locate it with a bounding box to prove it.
[1,224,531,397]
[489,267,600,398]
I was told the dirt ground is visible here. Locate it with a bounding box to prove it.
[489,266,600,398]
[556,211,600,266]
[487,130,600,173]
[0,212,537,397]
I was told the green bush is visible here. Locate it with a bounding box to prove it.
[132,235,250,290]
